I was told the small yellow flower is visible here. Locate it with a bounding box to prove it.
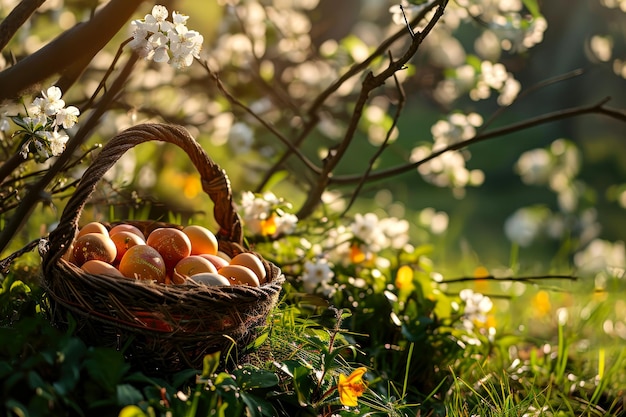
[395,265,414,291]
[350,243,366,264]
[118,405,147,417]
[260,213,277,236]
[473,265,489,292]
[531,290,552,318]
[338,367,367,407]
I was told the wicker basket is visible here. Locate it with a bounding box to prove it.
[40,123,284,375]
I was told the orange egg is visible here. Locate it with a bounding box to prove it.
[119,245,166,283]
[182,225,218,255]
[229,253,267,284]
[77,221,109,238]
[199,254,229,270]
[217,265,260,287]
[174,255,218,277]
[146,228,192,271]
[81,260,123,277]
[110,230,145,264]
[189,272,231,286]
[109,224,146,241]
[72,233,117,266]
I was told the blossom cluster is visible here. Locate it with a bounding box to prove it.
[454,289,496,346]
[238,191,298,238]
[410,113,485,197]
[3,86,80,160]
[130,5,203,69]
[297,212,411,296]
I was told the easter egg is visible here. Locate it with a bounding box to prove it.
[72,233,117,266]
[110,230,145,264]
[109,223,146,241]
[77,221,108,238]
[118,245,166,282]
[217,265,260,287]
[81,259,123,277]
[189,272,231,286]
[182,225,218,255]
[146,228,192,271]
[229,253,267,284]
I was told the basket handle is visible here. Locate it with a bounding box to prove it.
[42,123,243,269]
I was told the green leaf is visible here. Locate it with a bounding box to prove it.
[202,351,221,378]
[292,366,315,407]
[240,392,277,417]
[116,383,145,406]
[233,365,279,390]
[84,347,130,392]
[522,0,541,17]
[247,331,269,350]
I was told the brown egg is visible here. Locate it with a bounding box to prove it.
[199,254,229,270]
[229,253,267,284]
[72,233,117,266]
[189,272,231,286]
[110,230,145,264]
[174,255,218,277]
[77,221,109,238]
[217,265,260,287]
[81,260,123,277]
[182,225,218,255]
[118,245,166,283]
[109,224,146,241]
[146,228,192,271]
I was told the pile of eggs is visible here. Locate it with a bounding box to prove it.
[63,222,266,287]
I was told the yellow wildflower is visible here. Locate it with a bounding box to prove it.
[338,367,367,407]
[260,213,277,236]
[350,243,366,264]
[531,290,552,318]
[395,265,414,291]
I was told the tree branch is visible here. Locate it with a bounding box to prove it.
[330,97,626,185]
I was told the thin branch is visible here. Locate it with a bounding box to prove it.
[440,274,577,284]
[478,68,586,134]
[330,97,626,185]
[340,52,407,217]
[201,60,321,175]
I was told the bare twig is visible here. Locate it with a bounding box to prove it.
[330,97,626,185]
[440,274,577,284]
[477,68,586,134]
[340,51,407,217]
[201,60,321,174]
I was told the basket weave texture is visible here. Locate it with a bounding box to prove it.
[40,123,284,374]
